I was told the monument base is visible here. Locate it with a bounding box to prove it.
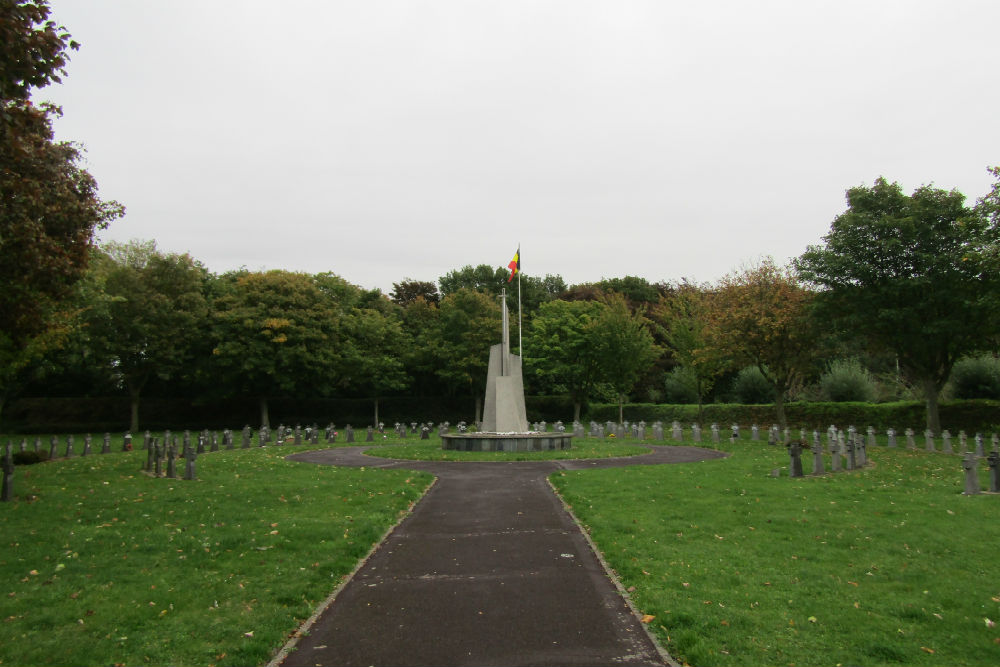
[441,432,573,452]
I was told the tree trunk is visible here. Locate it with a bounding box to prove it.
[618,394,624,425]
[923,379,941,435]
[128,385,141,433]
[774,388,787,430]
[259,396,270,430]
[474,396,482,425]
[373,397,380,428]
[573,401,581,424]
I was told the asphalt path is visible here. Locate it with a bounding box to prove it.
[273,444,727,667]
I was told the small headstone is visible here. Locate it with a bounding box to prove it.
[867,426,876,449]
[652,422,664,441]
[153,440,162,476]
[82,434,92,456]
[197,431,207,454]
[830,436,842,472]
[843,432,854,470]
[691,424,701,442]
[102,433,111,454]
[211,432,219,452]
[242,426,251,448]
[942,430,952,454]
[183,431,191,455]
[783,428,790,444]
[294,426,302,446]
[987,452,1000,493]
[310,427,319,445]
[366,426,375,441]
[258,429,267,447]
[962,453,980,495]
[49,436,58,459]
[184,444,197,481]
[787,441,804,478]
[711,423,719,443]
[167,441,177,478]
[1,443,14,502]
[887,428,897,448]
[145,439,155,472]
[905,428,915,450]
[671,421,682,441]
[975,433,985,457]
[768,425,778,446]
[420,426,430,440]
[33,436,40,453]
[65,435,75,458]
[730,424,739,441]
[812,432,824,475]
[924,429,935,452]
[959,430,968,454]
[143,431,152,450]
[751,425,759,441]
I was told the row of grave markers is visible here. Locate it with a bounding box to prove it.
[5,419,1000,501]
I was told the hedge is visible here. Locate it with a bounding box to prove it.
[5,396,998,435]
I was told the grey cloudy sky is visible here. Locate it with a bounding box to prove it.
[43,0,1000,293]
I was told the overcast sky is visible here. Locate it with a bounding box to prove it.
[42,0,1000,294]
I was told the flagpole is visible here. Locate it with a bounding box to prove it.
[517,244,522,358]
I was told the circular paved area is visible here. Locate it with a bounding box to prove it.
[274,444,728,667]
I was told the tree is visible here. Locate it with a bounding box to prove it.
[525,299,607,422]
[438,265,508,297]
[589,293,660,424]
[339,301,411,425]
[84,241,210,431]
[211,271,345,428]
[431,288,500,422]
[390,279,439,307]
[0,0,123,417]
[796,177,1000,433]
[708,260,817,428]
[653,281,727,421]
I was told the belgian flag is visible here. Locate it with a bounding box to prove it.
[507,247,520,282]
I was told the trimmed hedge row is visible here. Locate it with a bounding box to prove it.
[586,400,1000,434]
[6,396,998,434]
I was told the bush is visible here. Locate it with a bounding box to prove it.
[950,355,1000,400]
[12,450,49,465]
[662,368,699,404]
[731,366,773,404]
[818,359,877,402]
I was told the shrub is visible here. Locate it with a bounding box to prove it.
[731,366,773,404]
[662,368,699,405]
[12,450,49,465]
[950,355,1000,400]
[818,359,877,402]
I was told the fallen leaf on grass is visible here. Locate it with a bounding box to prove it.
[641,615,655,623]
[921,647,935,654]
[244,631,254,638]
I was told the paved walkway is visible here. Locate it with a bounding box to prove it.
[274,445,727,667]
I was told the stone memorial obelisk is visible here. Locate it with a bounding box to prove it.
[481,289,529,433]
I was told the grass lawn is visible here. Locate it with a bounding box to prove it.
[0,436,432,667]
[551,436,1000,667]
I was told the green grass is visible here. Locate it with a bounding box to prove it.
[551,436,1000,667]
[363,438,650,461]
[0,437,432,667]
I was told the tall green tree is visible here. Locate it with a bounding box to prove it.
[590,293,659,424]
[653,281,727,420]
[211,270,346,428]
[339,300,411,426]
[390,279,439,307]
[431,288,500,422]
[708,260,818,428]
[525,299,607,422]
[85,241,209,431]
[0,0,123,417]
[796,177,1000,433]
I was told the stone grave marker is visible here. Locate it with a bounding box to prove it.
[751,425,759,441]
[65,435,75,458]
[959,430,968,454]
[420,425,430,440]
[975,433,985,457]
[812,432,824,475]
[1,443,13,502]
[988,452,1000,493]
[49,436,58,460]
[887,428,897,448]
[924,429,935,452]
[962,453,981,495]
[345,425,355,443]
[167,441,177,479]
[787,441,804,478]
[672,421,683,441]
[905,428,915,450]
[184,445,197,481]
[942,430,953,454]
[711,423,719,443]
[691,424,701,442]
[102,433,111,454]
[83,434,91,456]
[366,426,375,441]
